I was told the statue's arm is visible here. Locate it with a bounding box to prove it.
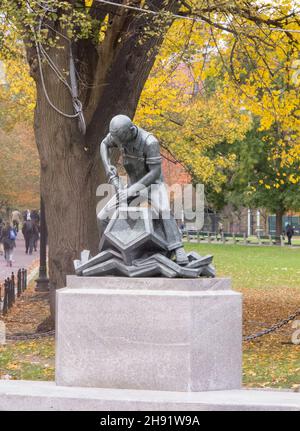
[100,135,117,180]
[136,163,161,188]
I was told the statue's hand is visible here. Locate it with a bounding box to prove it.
[118,183,142,202]
[110,176,120,192]
[107,165,117,179]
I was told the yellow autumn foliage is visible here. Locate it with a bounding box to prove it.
[0,39,35,128]
[136,5,300,188]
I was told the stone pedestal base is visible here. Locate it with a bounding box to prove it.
[56,276,242,392]
[0,381,299,411]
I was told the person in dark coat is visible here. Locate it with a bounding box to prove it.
[1,222,16,267]
[22,219,39,255]
[286,224,294,245]
[31,210,40,225]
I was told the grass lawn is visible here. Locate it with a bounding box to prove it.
[0,339,55,381]
[185,242,300,290]
[0,245,299,390]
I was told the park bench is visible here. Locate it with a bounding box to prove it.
[206,232,218,242]
[232,233,249,244]
[258,235,276,245]
[185,229,198,242]
[221,232,235,243]
[185,230,217,243]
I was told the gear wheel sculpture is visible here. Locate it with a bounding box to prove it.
[74,207,215,278]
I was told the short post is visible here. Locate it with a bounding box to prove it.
[268,235,272,245]
[11,272,15,304]
[21,269,25,292]
[0,320,5,345]
[232,233,236,244]
[257,234,262,245]
[2,280,8,315]
[280,235,285,247]
[197,230,200,243]
[243,233,247,245]
[207,232,211,243]
[7,278,13,310]
[35,197,49,292]
[17,269,21,297]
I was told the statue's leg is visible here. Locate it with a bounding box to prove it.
[150,184,188,264]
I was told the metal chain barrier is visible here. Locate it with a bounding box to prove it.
[6,330,55,341]
[4,310,300,342]
[243,309,300,341]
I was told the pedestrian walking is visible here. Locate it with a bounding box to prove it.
[218,221,224,240]
[11,209,22,233]
[23,209,31,222]
[22,219,39,255]
[31,209,40,224]
[1,222,16,267]
[286,224,294,245]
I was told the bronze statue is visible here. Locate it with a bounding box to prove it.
[74,115,215,278]
[98,114,188,265]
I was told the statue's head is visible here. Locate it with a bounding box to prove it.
[109,115,136,145]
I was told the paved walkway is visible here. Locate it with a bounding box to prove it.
[0,234,39,282]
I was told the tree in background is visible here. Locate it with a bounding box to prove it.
[0,124,39,212]
[135,19,252,191]
[205,121,300,237]
[0,42,39,214]
[136,2,299,234]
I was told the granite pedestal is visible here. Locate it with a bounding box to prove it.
[56,276,242,392]
[1,276,299,411]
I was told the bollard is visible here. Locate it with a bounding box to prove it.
[21,269,25,292]
[7,278,13,309]
[11,272,15,304]
[17,269,22,297]
[0,320,6,345]
[3,280,9,315]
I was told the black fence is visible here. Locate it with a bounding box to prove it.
[0,269,27,316]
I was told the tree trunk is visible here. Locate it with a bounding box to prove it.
[275,209,284,240]
[34,91,101,315]
[27,1,181,320]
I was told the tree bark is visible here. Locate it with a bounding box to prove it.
[275,208,284,240]
[27,1,181,320]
